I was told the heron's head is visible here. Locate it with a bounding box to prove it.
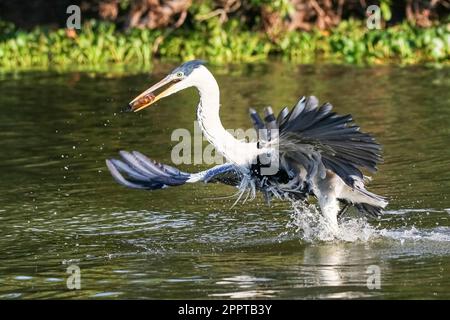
[128,60,207,112]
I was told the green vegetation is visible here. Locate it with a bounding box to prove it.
[281,20,450,65]
[0,18,448,71]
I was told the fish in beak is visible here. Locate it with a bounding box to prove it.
[128,75,180,112]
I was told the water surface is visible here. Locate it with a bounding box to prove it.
[0,63,449,299]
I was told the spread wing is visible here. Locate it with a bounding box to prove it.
[106,151,240,190]
[251,96,382,189]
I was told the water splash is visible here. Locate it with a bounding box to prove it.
[286,200,379,242]
[286,201,450,243]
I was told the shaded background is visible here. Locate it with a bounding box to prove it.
[1,0,449,31]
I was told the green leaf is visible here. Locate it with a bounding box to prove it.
[380,2,392,22]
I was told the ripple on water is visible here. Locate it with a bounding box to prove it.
[209,290,278,298]
[14,276,33,281]
[0,293,22,299]
[91,292,123,298]
[380,226,450,243]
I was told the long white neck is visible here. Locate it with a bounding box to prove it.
[193,67,257,167]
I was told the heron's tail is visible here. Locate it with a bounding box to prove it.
[340,184,388,218]
[354,202,385,217]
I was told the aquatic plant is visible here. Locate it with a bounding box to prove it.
[0,18,448,71]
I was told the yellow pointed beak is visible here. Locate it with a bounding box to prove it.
[128,75,178,112]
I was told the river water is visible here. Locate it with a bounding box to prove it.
[0,63,449,299]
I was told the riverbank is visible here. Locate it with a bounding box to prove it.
[0,19,448,71]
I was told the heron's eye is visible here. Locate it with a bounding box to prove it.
[176,72,184,78]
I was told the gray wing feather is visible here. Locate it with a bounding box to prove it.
[106,151,240,190]
[279,96,383,187]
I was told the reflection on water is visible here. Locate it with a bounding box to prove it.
[0,63,449,299]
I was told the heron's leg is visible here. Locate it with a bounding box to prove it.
[318,195,339,234]
[313,170,344,234]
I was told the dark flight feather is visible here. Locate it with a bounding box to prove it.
[278,96,382,187]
